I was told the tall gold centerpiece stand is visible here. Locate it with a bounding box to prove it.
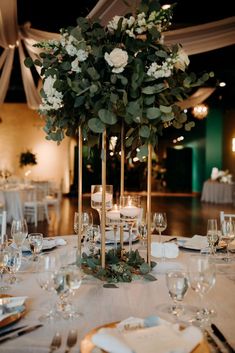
[77,126,152,269]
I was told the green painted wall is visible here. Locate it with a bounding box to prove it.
[205,108,223,179]
[186,139,205,192]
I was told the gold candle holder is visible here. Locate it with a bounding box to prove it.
[147,143,152,265]
[78,126,83,255]
[101,130,107,268]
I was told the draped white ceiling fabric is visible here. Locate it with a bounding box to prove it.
[0,0,235,109]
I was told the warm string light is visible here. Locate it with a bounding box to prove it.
[192,104,208,119]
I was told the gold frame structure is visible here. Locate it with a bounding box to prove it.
[77,128,152,268]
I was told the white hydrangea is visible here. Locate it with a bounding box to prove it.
[147,61,173,79]
[76,49,89,62]
[104,48,128,73]
[107,16,127,32]
[126,16,135,28]
[40,75,63,111]
[71,58,82,73]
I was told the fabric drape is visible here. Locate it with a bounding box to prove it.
[0,0,234,109]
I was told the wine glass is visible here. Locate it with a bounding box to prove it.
[165,270,189,318]
[137,220,147,249]
[5,246,22,284]
[207,219,219,255]
[0,233,8,251]
[153,212,167,260]
[74,211,93,239]
[85,225,100,255]
[91,185,113,225]
[106,204,120,253]
[53,264,83,319]
[0,248,9,291]
[220,219,235,262]
[120,195,141,253]
[188,255,216,327]
[28,233,44,261]
[11,219,28,255]
[36,254,60,321]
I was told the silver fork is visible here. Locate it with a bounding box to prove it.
[65,329,77,353]
[49,332,62,353]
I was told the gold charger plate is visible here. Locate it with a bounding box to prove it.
[0,294,26,329]
[80,321,210,353]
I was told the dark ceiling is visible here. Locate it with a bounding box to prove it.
[5,0,235,109]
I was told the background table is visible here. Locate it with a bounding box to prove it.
[1,235,235,352]
[201,180,235,204]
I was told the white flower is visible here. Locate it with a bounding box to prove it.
[107,16,127,32]
[76,49,88,62]
[174,48,190,71]
[65,44,78,56]
[71,58,82,73]
[147,61,172,79]
[104,48,128,73]
[40,75,63,111]
[127,16,135,28]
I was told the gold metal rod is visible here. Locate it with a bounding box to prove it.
[101,130,107,268]
[147,143,152,265]
[120,122,125,249]
[78,126,83,255]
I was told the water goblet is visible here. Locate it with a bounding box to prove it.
[137,220,147,249]
[91,185,113,225]
[53,264,83,319]
[5,246,22,284]
[207,219,219,256]
[11,219,28,255]
[188,255,216,327]
[28,233,43,261]
[120,195,141,253]
[165,270,189,318]
[220,219,235,262]
[36,254,60,321]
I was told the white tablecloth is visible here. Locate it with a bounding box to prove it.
[1,235,235,352]
[201,180,234,204]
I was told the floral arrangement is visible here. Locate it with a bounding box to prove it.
[25,0,212,157]
[19,150,37,168]
[82,248,157,285]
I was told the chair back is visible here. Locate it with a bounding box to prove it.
[220,211,235,224]
[0,210,7,237]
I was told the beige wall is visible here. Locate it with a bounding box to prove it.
[0,103,71,193]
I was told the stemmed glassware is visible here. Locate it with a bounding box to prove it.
[137,219,147,249]
[152,212,167,260]
[91,185,113,225]
[36,254,60,322]
[120,195,141,253]
[106,204,120,253]
[11,219,28,256]
[5,246,22,284]
[220,219,235,262]
[28,233,44,261]
[0,248,9,291]
[206,219,219,256]
[165,270,189,318]
[188,255,216,327]
[74,211,93,238]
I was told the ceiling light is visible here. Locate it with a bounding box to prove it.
[192,104,208,120]
[219,82,226,87]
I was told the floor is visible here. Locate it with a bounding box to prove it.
[15,193,235,238]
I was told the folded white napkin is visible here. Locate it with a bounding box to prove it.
[21,237,66,251]
[151,242,179,258]
[179,235,208,250]
[0,296,27,322]
[92,316,203,353]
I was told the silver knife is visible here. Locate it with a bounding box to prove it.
[0,325,27,338]
[211,324,235,353]
[0,324,43,344]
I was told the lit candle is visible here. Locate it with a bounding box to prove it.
[91,191,112,203]
[107,204,120,221]
[120,205,140,218]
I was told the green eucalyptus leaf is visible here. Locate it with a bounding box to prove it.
[98,109,117,125]
[146,107,161,120]
[143,274,157,281]
[103,283,119,288]
[88,118,105,133]
[137,144,148,159]
[139,125,150,138]
[160,105,172,114]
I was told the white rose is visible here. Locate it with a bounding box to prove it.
[174,48,190,71]
[104,48,128,73]
[71,58,82,73]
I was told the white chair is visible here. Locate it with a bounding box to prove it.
[0,210,7,238]
[220,211,235,224]
[23,186,49,227]
[43,183,62,223]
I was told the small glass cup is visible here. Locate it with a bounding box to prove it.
[28,233,43,261]
[6,246,22,284]
[165,270,189,317]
